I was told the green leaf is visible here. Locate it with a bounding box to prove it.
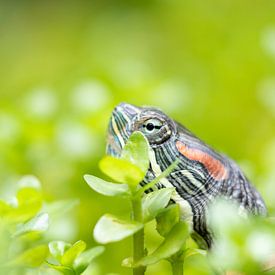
[6,187,42,223]
[0,200,12,216]
[121,131,149,175]
[99,156,145,188]
[84,174,130,197]
[16,187,42,206]
[18,175,41,190]
[136,221,189,267]
[142,188,175,222]
[94,214,143,244]
[46,262,75,275]
[61,240,86,267]
[45,199,79,219]
[49,241,72,262]
[13,212,49,238]
[73,246,105,274]
[156,204,180,237]
[11,245,49,267]
[184,248,207,259]
[99,132,150,189]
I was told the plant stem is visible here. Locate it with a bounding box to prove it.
[170,250,184,275]
[171,260,183,275]
[132,196,145,275]
[136,160,179,196]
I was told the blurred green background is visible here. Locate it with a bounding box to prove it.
[1,0,275,274]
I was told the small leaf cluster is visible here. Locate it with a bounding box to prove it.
[84,132,191,273]
[47,240,104,274]
[0,176,50,272]
[0,176,102,274]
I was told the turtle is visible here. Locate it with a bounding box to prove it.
[106,102,267,249]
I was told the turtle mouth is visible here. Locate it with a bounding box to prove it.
[106,103,141,157]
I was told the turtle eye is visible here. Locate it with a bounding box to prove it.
[142,118,163,134]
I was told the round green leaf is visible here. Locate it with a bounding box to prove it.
[121,131,149,175]
[73,246,105,274]
[184,248,207,259]
[46,262,75,275]
[142,188,175,222]
[99,156,145,188]
[18,175,41,190]
[11,245,49,267]
[156,204,180,237]
[6,187,43,223]
[61,240,86,267]
[84,174,130,197]
[16,187,42,206]
[136,221,189,266]
[13,212,49,238]
[45,199,79,219]
[0,200,12,216]
[49,241,72,262]
[94,214,143,244]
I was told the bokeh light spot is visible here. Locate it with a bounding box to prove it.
[23,88,58,119]
[56,121,99,159]
[0,114,20,142]
[151,80,191,112]
[71,80,111,114]
[261,26,275,57]
[246,232,275,262]
[257,78,275,117]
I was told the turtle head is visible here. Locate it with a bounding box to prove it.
[107,103,177,157]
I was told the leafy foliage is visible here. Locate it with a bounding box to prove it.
[84,174,131,197]
[1,1,275,273]
[85,132,190,274]
[136,222,189,267]
[0,176,103,274]
[85,132,275,275]
[94,214,144,244]
[142,188,175,222]
[0,130,275,275]
[0,176,49,272]
[47,240,104,274]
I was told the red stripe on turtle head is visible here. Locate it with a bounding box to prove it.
[176,141,228,181]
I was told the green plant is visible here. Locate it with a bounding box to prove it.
[2,137,275,275]
[84,132,204,275]
[0,176,50,273]
[0,176,103,275]
[84,132,275,275]
[47,240,104,274]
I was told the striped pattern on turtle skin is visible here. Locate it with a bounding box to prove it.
[107,102,267,249]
